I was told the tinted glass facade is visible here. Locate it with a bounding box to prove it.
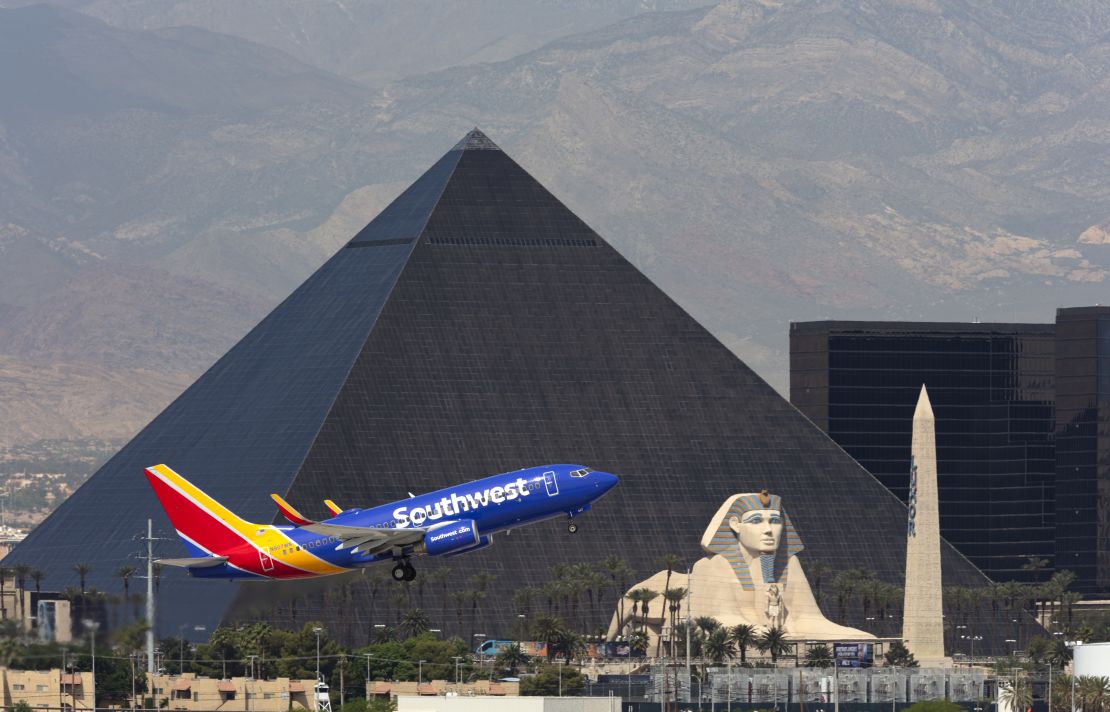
[1055,307,1110,594]
[791,322,1056,584]
[8,131,997,646]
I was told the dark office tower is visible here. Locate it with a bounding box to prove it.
[791,322,1056,584]
[7,131,997,644]
[1055,307,1110,594]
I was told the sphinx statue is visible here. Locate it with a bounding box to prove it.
[607,491,873,645]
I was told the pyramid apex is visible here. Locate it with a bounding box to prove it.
[452,128,501,152]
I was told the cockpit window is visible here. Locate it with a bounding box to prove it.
[570,468,592,478]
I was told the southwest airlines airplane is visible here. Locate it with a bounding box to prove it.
[145,463,619,582]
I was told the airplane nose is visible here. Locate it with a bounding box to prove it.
[595,471,620,491]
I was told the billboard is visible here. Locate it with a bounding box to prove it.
[834,643,874,668]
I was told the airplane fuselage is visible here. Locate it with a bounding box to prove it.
[180,464,617,580]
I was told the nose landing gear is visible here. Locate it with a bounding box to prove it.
[568,521,579,534]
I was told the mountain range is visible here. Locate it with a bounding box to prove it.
[0,0,1108,448]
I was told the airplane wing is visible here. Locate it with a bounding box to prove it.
[300,522,427,555]
[156,556,229,569]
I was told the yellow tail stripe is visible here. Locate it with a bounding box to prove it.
[149,464,347,576]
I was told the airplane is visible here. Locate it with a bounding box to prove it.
[144,463,619,582]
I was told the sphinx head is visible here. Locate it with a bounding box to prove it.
[701,490,804,589]
[729,503,784,556]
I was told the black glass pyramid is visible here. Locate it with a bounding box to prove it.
[7,130,997,646]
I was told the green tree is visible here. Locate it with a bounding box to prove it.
[1077,676,1110,712]
[12,564,31,620]
[656,554,681,657]
[398,608,430,639]
[628,630,650,657]
[29,569,45,594]
[494,642,531,675]
[999,676,1033,712]
[629,588,659,634]
[663,587,687,658]
[884,640,919,668]
[520,663,584,696]
[703,628,735,664]
[73,563,92,594]
[729,624,757,665]
[11,701,33,712]
[531,615,566,658]
[804,644,833,668]
[756,626,790,663]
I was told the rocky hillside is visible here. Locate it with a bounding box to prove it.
[1,0,1108,447]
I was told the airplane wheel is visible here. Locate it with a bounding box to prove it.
[403,564,417,581]
[568,522,579,534]
[391,563,407,581]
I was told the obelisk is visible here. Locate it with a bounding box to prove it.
[901,385,948,665]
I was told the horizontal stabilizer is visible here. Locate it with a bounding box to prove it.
[156,556,228,569]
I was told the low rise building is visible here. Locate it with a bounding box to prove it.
[0,668,93,710]
[146,673,317,711]
[368,679,519,700]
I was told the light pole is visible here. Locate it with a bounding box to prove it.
[313,627,322,683]
[474,633,487,675]
[365,653,372,686]
[83,619,99,708]
[418,660,426,686]
[556,659,564,697]
[452,656,462,685]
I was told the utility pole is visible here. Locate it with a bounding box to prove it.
[140,520,171,674]
[685,567,692,683]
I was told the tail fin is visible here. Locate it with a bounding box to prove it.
[144,464,262,558]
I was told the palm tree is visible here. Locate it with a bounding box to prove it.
[73,563,92,594]
[494,642,531,676]
[695,616,721,638]
[398,608,430,639]
[114,565,136,615]
[1077,676,1110,712]
[664,587,687,659]
[998,673,1033,712]
[833,570,856,621]
[631,588,659,635]
[628,630,650,657]
[532,615,566,659]
[11,564,31,621]
[805,644,833,668]
[0,566,11,619]
[756,626,790,663]
[703,628,735,664]
[30,569,44,594]
[730,624,757,665]
[656,554,681,657]
[603,556,633,631]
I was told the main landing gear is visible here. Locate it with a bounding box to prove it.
[391,560,416,582]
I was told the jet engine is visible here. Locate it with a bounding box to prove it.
[422,519,481,557]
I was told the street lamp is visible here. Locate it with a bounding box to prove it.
[473,633,487,672]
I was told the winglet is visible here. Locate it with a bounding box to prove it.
[323,499,342,516]
[270,493,315,526]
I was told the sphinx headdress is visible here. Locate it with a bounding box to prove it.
[700,491,804,590]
